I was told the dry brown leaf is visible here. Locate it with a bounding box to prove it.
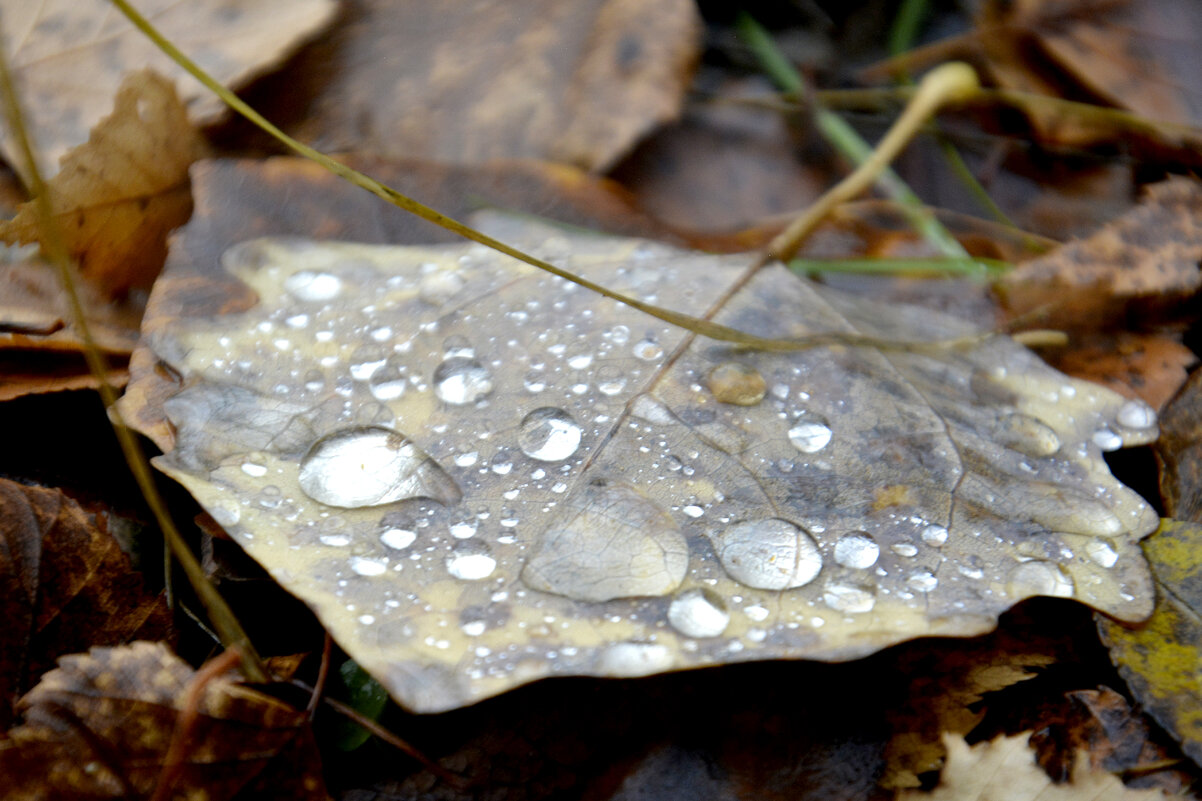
[898,732,1168,801]
[0,479,170,727]
[1156,368,1202,522]
[0,70,207,296]
[0,642,326,801]
[247,0,700,172]
[995,177,1202,331]
[0,0,336,180]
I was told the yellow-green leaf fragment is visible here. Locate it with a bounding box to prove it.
[1099,519,1202,765]
[141,220,1159,712]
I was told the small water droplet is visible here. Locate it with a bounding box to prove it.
[788,411,832,454]
[667,588,730,638]
[285,270,342,301]
[240,456,268,477]
[711,518,823,590]
[1116,399,1156,430]
[567,350,594,370]
[447,546,497,580]
[1092,427,1123,451]
[303,369,326,393]
[998,413,1061,457]
[907,570,938,593]
[1009,560,1074,597]
[608,325,631,344]
[418,269,465,305]
[1085,539,1119,568]
[682,504,704,518]
[449,519,478,539]
[596,364,627,396]
[351,556,388,577]
[349,345,388,381]
[380,527,417,550]
[891,542,919,557]
[822,582,875,613]
[461,620,487,636]
[319,533,351,547]
[834,532,879,569]
[256,485,282,509]
[921,524,949,547]
[632,337,663,361]
[433,357,494,405]
[454,450,479,468]
[519,407,583,461]
[523,370,547,393]
[490,450,514,475]
[442,334,475,358]
[597,642,673,677]
[368,357,408,401]
[298,426,462,508]
[706,362,767,406]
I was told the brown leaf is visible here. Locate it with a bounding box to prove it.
[0,0,337,181]
[1156,368,1202,522]
[995,177,1202,331]
[1042,333,1195,412]
[242,0,701,172]
[0,642,326,801]
[0,479,170,727]
[898,732,1168,801]
[0,70,207,296]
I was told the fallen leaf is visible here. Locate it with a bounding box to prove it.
[126,214,1158,713]
[1098,519,1202,766]
[1154,369,1202,522]
[0,70,206,297]
[995,177,1202,331]
[1041,333,1195,413]
[897,731,1167,800]
[0,478,170,728]
[233,0,701,172]
[0,642,326,800]
[0,0,336,180]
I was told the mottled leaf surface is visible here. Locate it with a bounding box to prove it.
[1098,519,1202,765]
[136,220,1158,712]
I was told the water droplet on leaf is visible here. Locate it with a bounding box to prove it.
[667,589,730,638]
[788,411,832,454]
[284,270,342,301]
[710,518,823,590]
[834,532,879,569]
[519,407,583,462]
[433,357,494,405]
[707,362,767,406]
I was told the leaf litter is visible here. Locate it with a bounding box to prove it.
[130,214,1160,712]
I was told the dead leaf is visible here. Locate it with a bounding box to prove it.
[0,642,326,800]
[0,70,206,296]
[0,0,336,181]
[995,177,1202,331]
[236,0,701,172]
[1154,369,1202,523]
[0,479,170,727]
[897,731,1167,800]
[124,213,1159,713]
[1041,333,1195,412]
[1098,519,1202,766]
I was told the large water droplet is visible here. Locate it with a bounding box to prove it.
[1092,427,1123,451]
[834,532,879,569]
[519,407,583,462]
[667,588,730,638]
[1116,398,1156,430]
[284,270,342,302]
[822,582,876,613]
[707,362,767,406]
[1009,560,1074,598]
[597,642,673,677]
[921,524,949,547]
[433,357,494,405]
[521,480,687,601]
[1085,539,1119,568]
[788,411,832,454]
[298,426,462,508]
[710,518,823,591]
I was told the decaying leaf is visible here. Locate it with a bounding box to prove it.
[0,642,326,800]
[0,0,336,180]
[1098,519,1202,765]
[0,70,207,297]
[129,215,1159,712]
[0,478,170,727]
[1044,333,1195,414]
[257,0,701,172]
[1155,369,1202,522]
[897,732,1167,801]
[995,177,1202,331]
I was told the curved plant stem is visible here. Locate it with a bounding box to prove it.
[0,10,266,682]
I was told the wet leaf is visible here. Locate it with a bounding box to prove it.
[995,177,1202,332]
[1098,519,1202,765]
[128,214,1159,712]
[0,642,326,800]
[0,70,207,297]
[897,732,1168,801]
[246,0,701,172]
[0,478,170,727]
[0,0,336,180]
